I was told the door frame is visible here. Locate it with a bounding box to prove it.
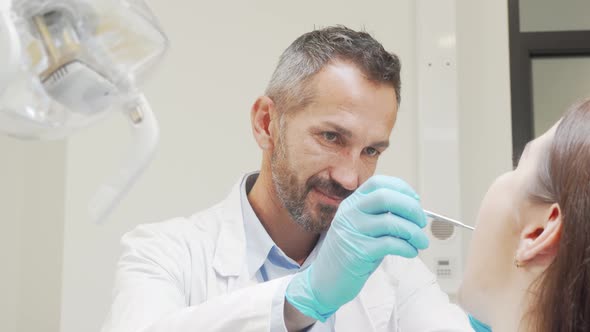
[508,0,590,164]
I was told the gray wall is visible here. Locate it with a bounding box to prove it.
[532,57,590,136]
[0,137,65,332]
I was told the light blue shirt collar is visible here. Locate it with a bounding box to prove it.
[241,173,274,278]
[240,172,325,280]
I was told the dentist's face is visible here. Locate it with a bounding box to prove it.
[271,61,397,233]
[459,123,558,322]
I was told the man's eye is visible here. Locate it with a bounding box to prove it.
[323,132,339,143]
[365,147,380,157]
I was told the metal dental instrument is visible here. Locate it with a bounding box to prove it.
[424,210,475,231]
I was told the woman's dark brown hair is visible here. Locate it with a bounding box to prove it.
[528,98,590,331]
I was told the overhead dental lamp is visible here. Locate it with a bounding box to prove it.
[0,0,169,223]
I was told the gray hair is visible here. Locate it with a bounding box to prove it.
[265,25,401,115]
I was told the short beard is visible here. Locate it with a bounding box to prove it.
[270,133,353,233]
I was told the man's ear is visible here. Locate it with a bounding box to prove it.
[515,203,562,266]
[251,96,278,151]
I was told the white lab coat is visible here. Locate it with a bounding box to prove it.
[101,175,473,332]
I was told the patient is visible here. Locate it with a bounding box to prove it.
[459,98,590,332]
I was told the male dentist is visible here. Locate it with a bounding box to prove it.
[102,26,473,332]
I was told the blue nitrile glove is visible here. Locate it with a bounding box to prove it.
[285,175,429,322]
[469,314,492,332]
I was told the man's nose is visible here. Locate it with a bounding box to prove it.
[330,154,361,191]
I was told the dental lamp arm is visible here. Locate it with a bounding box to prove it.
[88,94,159,224]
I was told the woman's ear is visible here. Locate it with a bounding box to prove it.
[251,96,277,151]
[515,203,562,266]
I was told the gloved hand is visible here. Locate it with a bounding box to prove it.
[285,175,429,322]
[468,314,493,332]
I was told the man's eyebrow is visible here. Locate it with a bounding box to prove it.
[372,140,390,149]
[316,121,390,149]
[317,121,353,138]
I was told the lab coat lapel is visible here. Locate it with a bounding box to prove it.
[212,176,249,283]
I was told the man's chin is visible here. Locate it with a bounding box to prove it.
[296,197,339,233]
[311,205,337,231]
